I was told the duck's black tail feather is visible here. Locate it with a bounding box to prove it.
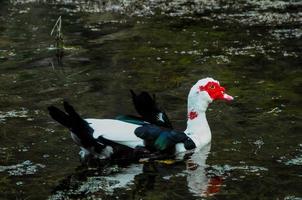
[48,105,72,128]
[62,101,94,136]
[48,101,104,152]
[130,90,173,129]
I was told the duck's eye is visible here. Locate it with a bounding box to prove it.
[210,85,215,89]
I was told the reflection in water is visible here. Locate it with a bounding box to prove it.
[185,144,223,197]
[49,146,219,199]
[53,48,64,68]
[186,144,214,197]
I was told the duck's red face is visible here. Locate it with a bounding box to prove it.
[199,81,233,101]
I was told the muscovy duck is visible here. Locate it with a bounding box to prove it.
[48,77,233,162]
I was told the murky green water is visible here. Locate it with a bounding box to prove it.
[0,1,301,199]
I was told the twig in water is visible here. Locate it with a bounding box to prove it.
[50,16,64,49]
[50,16,62,37]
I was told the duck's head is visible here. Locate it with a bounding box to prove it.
[188,77,233,113]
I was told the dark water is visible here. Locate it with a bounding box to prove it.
[0,0,301,199]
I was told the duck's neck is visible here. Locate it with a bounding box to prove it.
[185,106,211,148]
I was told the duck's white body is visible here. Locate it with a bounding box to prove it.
[85,110,211,155]
[87,119,144,148]
[83,78,233,159]
[85,117,208,155]
[50,77,233,161]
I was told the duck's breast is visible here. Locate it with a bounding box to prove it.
[85,119,144,148]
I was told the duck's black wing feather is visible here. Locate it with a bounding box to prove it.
[130,90,173,129]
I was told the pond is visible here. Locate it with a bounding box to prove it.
[0,0,301,199]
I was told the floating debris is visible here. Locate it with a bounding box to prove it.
[9,0,302,27]
[270,29,302,40]
[18,146,30,152]
[0,109,28,123]
[211,55,231,64]
[208,164,268,177]
[77,177,107,194]
[284,195,302,200]
[49,164,142,199]
[253,139,264,154]
[0,160,45,176]
[43,154,50,159]
[224,44,267,56]
[277,144,302,166]
[267,107,282,115]
[16,181,23,186]
[0,49,16,60]
[284,156,302,166]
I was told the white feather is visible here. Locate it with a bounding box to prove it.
[85,119,144,148]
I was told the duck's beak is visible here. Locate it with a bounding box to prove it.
[222,93,234,101]
[219,86,234,101]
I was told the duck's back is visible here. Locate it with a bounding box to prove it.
[85,119,144,148]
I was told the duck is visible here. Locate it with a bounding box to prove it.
[48,77,233,163]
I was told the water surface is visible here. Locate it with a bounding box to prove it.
[0,0,301,199]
